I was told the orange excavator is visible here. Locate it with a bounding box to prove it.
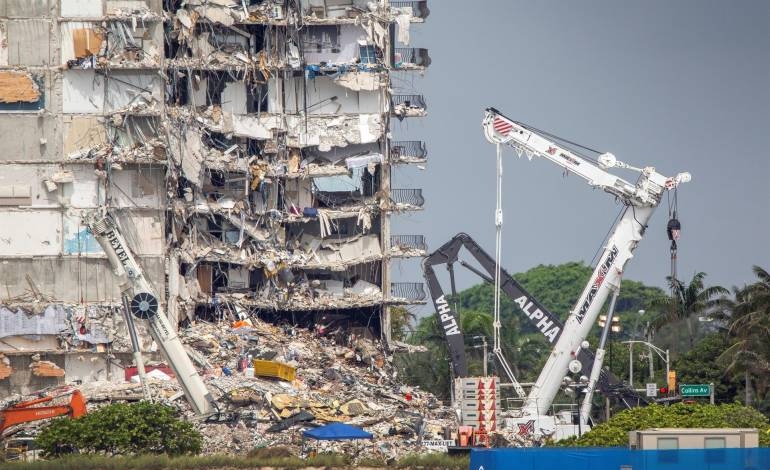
[1,390,87,435]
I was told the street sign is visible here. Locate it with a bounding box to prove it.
[680,384,711,397]
[646,383,658,397]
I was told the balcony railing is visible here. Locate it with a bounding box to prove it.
[391,282,427,301]
[392,94,427,110]
[390,1,430,19]
[390,234,427,252]
[394,48,431,68]
[391,140,427,162]
[390,188,424,207]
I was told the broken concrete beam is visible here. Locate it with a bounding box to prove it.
[29,360,65,377]
[0,354,12,380]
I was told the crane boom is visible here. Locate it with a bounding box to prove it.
[482,108,690,418]
[85,212,215,415]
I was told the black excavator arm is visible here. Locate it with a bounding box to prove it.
[422,233,647,407]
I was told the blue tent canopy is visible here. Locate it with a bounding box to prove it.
[302,423,373,440]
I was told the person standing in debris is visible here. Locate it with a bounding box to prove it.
[316,316,328,337]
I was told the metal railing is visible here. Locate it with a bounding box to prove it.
[394,48,431,68]
[391,94,427,110]
[390,188,424,207]
[391,140,427,161]
[390,234,427,252]
[391,282,427,301]
[390,1,430,19]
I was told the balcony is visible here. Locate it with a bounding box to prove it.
[390,1,430,21]
[391,140,427,164]
[390,235,427,257]
[390,188,424,208]
[391,94,427,118]
[394,48,431,70]
[391,282,427,302]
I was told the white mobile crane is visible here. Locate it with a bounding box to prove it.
[85,212,215,415]
[482,107,690,437]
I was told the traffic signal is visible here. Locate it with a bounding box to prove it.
[659,386,668,395]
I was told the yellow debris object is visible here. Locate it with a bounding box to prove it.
[253,359,296,382]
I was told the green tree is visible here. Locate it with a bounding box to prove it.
[650,272,729,347]
[400,262,666,397]
[720,266,770,409]
[673,333,739,400]
[390,305,416,342]
[558,403,770,447]
[36,401,202,457]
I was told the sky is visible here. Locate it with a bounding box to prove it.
[390,0,770,301]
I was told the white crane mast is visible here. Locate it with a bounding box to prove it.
[85,212,215,415]
[482,108,690,418]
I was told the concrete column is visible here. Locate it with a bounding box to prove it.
[167,252,179,331]
[380,25,394,348]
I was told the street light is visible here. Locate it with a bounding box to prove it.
[563,374,589,436]
[622,340,669,391]
[598,315,622,374]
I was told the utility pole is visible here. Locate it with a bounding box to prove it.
[646,321,654,379]
[629,342,634,390]
[482,336,488,377]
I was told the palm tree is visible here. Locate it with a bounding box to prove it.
[720,266,770,406]
[650,272,729,347]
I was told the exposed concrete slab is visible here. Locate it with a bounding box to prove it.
[0,256,165,303]
[0,115,61,161]
[0,163,60,206]
[0,211,61,256]
[62,70,105,113]
[62,116,107,157]
[61,0,104,18]
[2,0,52,19]
[6,19,52,66]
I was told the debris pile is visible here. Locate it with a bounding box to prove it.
[182,318,455,457]
[14,317,456,458]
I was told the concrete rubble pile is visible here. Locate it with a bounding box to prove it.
[10,316,456,458]
[185,317,456,457]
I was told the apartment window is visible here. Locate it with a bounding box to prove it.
[657,437,678,464]
[359,45,376,64]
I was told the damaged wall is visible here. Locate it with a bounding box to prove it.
[0,256,165,303]
[0,0,428,388]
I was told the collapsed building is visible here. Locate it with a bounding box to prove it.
[0,0,430,397]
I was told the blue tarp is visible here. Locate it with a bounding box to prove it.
[470,447,770,470]
[302,423,373,441]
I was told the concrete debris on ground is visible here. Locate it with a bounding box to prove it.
[5,316,459,459]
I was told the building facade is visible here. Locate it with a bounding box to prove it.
[0,0,429,395]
